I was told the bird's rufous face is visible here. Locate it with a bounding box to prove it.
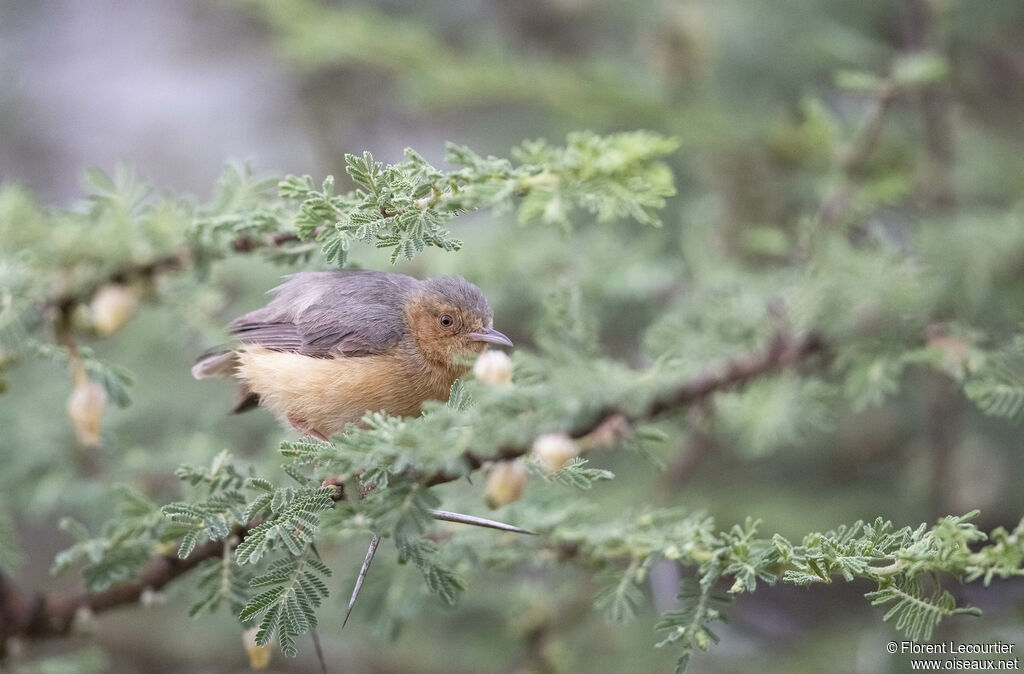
[407,300,512,369]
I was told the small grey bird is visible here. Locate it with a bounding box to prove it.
[192,270,512,440]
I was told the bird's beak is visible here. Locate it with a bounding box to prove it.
[467,327,513,347]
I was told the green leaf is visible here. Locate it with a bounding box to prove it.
[595,564,645,624]
[446,379,473,411]
[656,580,730,674]
[964,379,1024,420]
[177,530,200,560]
[396,537,464,606]
[892,52,950,87]
[238,554,332,657]
[834,69,884,91]
[345,151,380,193]
[865,576,980,641]
[543,457,615,489]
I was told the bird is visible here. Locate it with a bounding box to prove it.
[192,270,513,440]
[193,270,529,633]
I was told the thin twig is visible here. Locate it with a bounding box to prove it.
[427,509,535,535]
[904,0,955,208]
[814,88,897,229]
[342,534,380,628]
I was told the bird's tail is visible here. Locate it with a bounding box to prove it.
[232,392,260,414]
[192,349,262,415]
[189,348,234,381]
[191,350,236,379]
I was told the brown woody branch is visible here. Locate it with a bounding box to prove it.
[45,229,308,322]
[0,526,250,652]
[47,248,192,323]
[425,331,827,486]
[0,332,825,650]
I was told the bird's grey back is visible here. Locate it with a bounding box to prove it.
[228,270,420,357]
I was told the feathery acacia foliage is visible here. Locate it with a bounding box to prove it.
[2,125,1024,670]
[277,131,677,265]
[4,3,1024,668]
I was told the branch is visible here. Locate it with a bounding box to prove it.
[634,331,827,418]
[814,0,955,232]
[0,526,249,647]
[46,229,305,319]
[46,248,192,321]
[425,331,828,486]
[904,0,955,208]
[814,87,897,228]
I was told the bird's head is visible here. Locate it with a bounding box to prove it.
[405,276,512,370]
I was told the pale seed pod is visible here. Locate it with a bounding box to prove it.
[531,433,579,473]
[71,606,97,635]
[484,459,527,508]
[472,350,513,387]
[139,586,167,607]
[243,626,272,670]
[67,379,107,446]
[90,284,140,336]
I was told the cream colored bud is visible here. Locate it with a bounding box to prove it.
[71,606,97,635]
[484,459,527,508]
[90,284,139,336]
[531,433,579,473]
[472,350,513,387]
[67,380,107,446]
[243,626,272,670]
[140,586,166,607]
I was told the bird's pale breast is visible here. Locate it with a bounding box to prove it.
[235,347,457,437]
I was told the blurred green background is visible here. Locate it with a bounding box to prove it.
[2,0,1024,671]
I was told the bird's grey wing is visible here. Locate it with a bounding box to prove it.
[226,320,304,352]
[228,270,418,357]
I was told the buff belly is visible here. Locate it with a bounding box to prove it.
[235,347,454,437]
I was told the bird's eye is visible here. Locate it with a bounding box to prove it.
[439,314,454,327]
